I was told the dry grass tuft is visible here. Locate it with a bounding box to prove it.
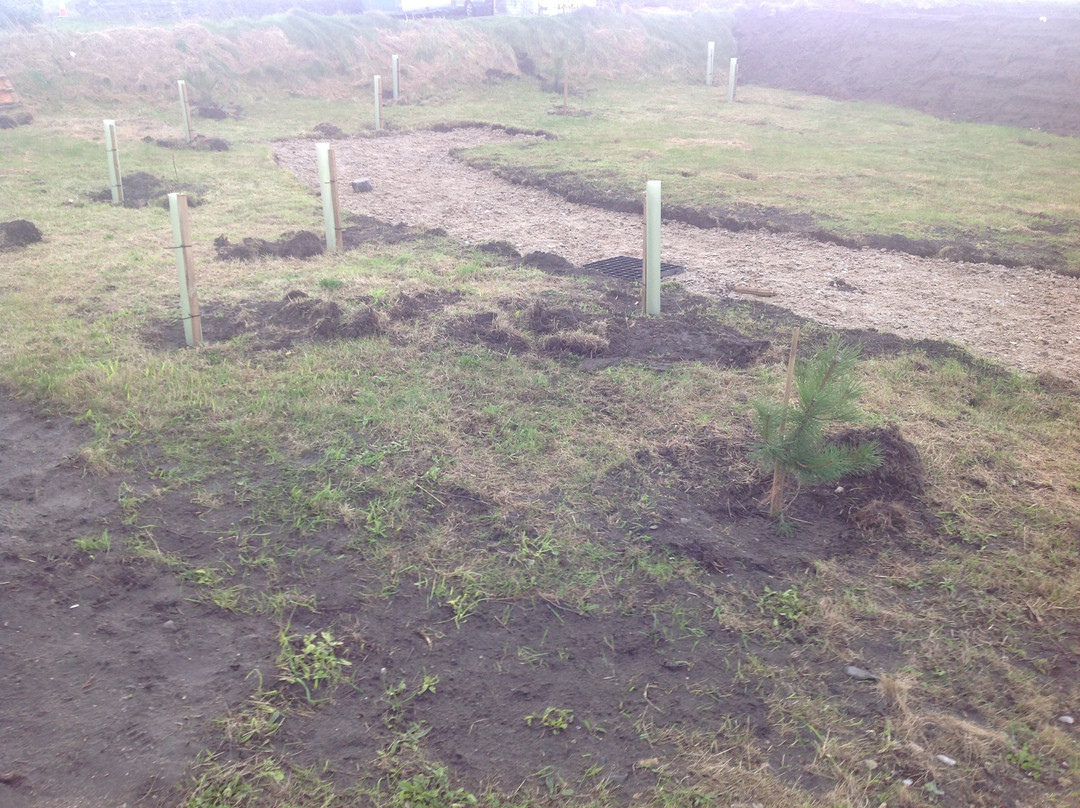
[537,329,609,357]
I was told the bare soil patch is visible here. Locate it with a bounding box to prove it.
[90,171,206,209]
[0,390,276,808]
[214,230,325,262]
[0,370,938,807]
[274,129,1080,381]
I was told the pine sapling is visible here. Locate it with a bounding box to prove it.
[752,331,882,518]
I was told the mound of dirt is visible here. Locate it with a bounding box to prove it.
[0,219,42,251]
[310,122,347,139]
[143,134,230,152]
[90,171,206,209]
[0,111,32,129]
[141,290,412,351]
[194,102,241,120]
[447,284,771,367]
[214,231,324,261]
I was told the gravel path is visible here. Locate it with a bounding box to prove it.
[275,129,1080,381]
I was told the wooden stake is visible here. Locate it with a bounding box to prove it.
[177,79,192,143]
[316,143,343,252]
[168,193,202,348]
[640,213,647,315]
[769,326,800,516]
[103,119,123,205]
[374,75,383,131]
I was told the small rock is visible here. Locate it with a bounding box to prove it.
[162,620,178,631]
[936,754,957,766]
[835,486,845,494]
[351,178,374,193]
[861,759,878,771]
[902,778,914,786]
[845,665,879,681]
[1058,715,1075,725]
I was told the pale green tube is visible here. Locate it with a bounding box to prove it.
[374,75,382,131]
[728,57,738,103]
[706,42,715,86]
[104,120,122,205]
[316,142,338,252]
[168,193,200,348]
[392,55,400,100]
[645,180,661,316]
[177,79,192,143]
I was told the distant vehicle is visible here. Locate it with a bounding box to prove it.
[365,0,494,17]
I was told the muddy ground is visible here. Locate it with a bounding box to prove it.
[3,274,968,807]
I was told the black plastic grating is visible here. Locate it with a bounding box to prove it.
[582,255,685,283]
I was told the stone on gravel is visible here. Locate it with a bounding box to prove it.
[936,754,957,766]
[1059,715,1075,725]
[351,178,374,192]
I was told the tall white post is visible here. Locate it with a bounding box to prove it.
[177,79,192,143]
[316,143,343,252]
[168,193,202,348]
[103,119,123,205]
[392,55,400,100]
[644,181,661,316]
[373,75,383,131]
[728,57,738,103]
[706,42,715,86]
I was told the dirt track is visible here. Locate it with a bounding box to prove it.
[275,128,1080,381]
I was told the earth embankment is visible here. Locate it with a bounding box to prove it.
[735,3,1080,136]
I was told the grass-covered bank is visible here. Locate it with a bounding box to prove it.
[3,83,1080,808]
[0,8,735,108]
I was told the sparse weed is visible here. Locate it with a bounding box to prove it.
[525,706,574,735]
[758,586,808,630]
[277,629,352,704]
[72,529,111,556]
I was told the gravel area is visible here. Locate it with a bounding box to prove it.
[275,129,1080,381]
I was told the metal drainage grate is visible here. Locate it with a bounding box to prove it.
[582,255,685,283]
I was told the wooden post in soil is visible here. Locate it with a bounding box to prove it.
[644,180,661,315]
[392,55,400,100]
[177,79,193,143]
[727,57,738,103]
[373,75,383,131]
[103,119,123,205]
[168,193,202,348]
[316,143,344,252]
[768,326,801,516]
[706,41,715,86]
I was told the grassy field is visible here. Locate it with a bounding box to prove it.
[2,18,1080,808]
